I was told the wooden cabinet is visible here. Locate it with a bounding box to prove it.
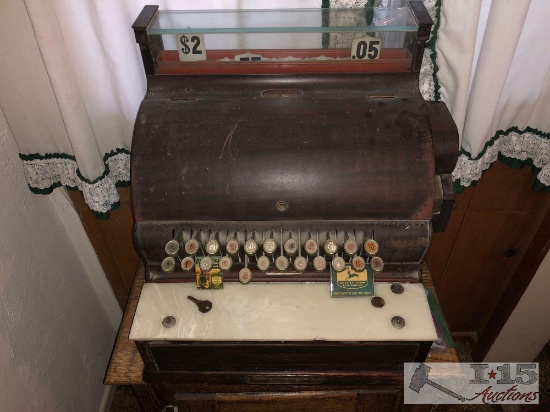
[146,386,401,412]
[427,163,550,355]
[105,266,457,412]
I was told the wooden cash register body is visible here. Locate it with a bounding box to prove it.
[127,2,459,409]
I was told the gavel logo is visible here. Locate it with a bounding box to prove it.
[409,363,466,402]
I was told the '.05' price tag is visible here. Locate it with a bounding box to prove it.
[177,33,207,62]
[351,35,381,60]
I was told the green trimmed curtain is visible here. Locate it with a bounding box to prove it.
[423,0,550,193]
[0,0,548,219]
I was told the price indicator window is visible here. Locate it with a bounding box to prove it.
[140,1,428,75]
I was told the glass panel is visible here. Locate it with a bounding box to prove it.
[145,4,419,75]
[148,8,417,34]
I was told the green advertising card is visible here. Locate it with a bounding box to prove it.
[330,264,374,297]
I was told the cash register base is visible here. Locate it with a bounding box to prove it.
[105,265,458,412]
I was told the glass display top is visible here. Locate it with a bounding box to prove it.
[147,8,418,34]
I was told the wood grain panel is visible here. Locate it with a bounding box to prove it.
[473,197,550,360]
[68,186,139,309]
[468,162,544,213]
[203,391,360,412]
[433,163,550,334]
[68,189,128,302]
[427,186,475,287]
[95,187,139,291]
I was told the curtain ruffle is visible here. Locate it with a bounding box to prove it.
[20,149,130,219]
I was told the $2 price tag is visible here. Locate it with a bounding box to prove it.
[351,35,381,60]
[176,33,207,62]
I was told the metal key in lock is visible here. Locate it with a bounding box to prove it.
[187,295,212,313]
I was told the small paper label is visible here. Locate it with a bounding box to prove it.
[176,33,207,62]
[330,263,374,297]
[235,52,263,62]
[351,35,381,60]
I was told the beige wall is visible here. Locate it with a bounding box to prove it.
[0,107,120,411]
[485,249,550,361]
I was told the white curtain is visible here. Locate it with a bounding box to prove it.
[0,0,319,218]
[0,0,548,218]
[427,0,550,192]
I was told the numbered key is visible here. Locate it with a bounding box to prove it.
[304,239,318,256]
[313,256,327,272]
[205,239,220,255]
[239,267,252,284]
[165,240,180,257]
[185,239,200,256]
[263,238,277,255]
[181,256,195,271]
[351,256,366,272]
[323,239,338,256]
[332,257,346,272]
[364,239,379,256]
[284,238,298,256]
[199,256,213,272]
[275,255,289,272]
[294,256,307,272]
[344,239,359,256]
[218,256,233,272]
[244,239,258,256]
[161,257,176,273]
[370,256,384,272]
[226,239,240,256]
[257,255,271,272]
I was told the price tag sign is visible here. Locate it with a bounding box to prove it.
[176,33,207,62]
[351,35,381,60]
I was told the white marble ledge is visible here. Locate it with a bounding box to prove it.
[129,282,437,342]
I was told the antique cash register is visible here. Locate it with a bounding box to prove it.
[128,1,458,392]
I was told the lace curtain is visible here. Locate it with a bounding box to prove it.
[426,0,550,192]
[0,0,548,218]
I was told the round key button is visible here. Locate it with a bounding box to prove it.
[284,239,298,256]
[275,255,289,271]
[199,256,213,272]
[239,267,252,284]
[293,256,307,272]
[323,239,338,256]
[165,240,179,257]
[351,256,366,272]
[218,256,233,272]
[344,239,358,256]
[364,239,379,256]
[185,239,200,256]
[257,255,271,272]
[304,239,318,256]
[370,256,384,272]
[313,256,327,272]
[332,256,346,272]
[244,239,258,256]
[263,238,277,255]
[181,256,195,271]
[161,257,176,273]
[226,239,239,256]
[205,239,220,255]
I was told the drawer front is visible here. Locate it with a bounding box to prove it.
[159,389,400,412]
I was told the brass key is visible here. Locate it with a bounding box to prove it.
[187,296,212,313]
